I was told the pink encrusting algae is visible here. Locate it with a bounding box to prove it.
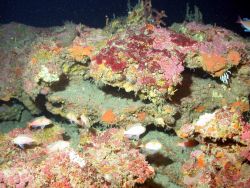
[0,127,154,187]
[178,22,247,77]
[0,2,249,188]
[90,25,196,103]
[178,106,250,187]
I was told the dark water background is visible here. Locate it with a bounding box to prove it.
[0,0,249,36]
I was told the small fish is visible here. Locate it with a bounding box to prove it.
[13,135,36,149]
[66,112,81,125]
[47,140,70,153]
[237,16,250,32]
[79,113,90,128]
[124,123,146,140]
[177,139,199,148]
[141,140,162,154]
[27,116,52,129]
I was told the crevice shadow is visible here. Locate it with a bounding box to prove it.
[99,84,152,104]
[146,153,174,167]
[171,70,192,104]
[50,74,69,92]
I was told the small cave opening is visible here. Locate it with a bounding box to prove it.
[34,94,68,123]
[50,74,69,92]
[99,83,152,104]
[146,124,177,136]
[0,99,26,123]
[35,94,47,113]
[170,69,193,105]
[146,153,174,167]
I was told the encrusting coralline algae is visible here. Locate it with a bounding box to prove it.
[0,0,249,187]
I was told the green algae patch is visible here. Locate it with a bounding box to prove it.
[141,130,194,187]
[32,49,54,63]
[32,124,64,144]
[46,79,177,128]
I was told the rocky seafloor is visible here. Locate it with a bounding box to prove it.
[0,2,250,188]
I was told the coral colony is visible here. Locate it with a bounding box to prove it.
[0,0,250,187]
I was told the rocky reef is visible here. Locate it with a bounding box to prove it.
[0,1,249,187]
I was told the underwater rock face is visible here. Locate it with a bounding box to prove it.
[45,79,176,128]
[0,102,24,121]
[171,22,248,76]
[0,2,249,187]
[174,71,250,130]
[177,106,247,142]
[90,25,187,104]
[0,127,154,187]
[0,21,249,116]
[177,107,250,187]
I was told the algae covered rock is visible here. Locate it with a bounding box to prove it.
[0,102,24,121]
[46,79,177,128]
[90,25,189,104]
[171,22,248,78]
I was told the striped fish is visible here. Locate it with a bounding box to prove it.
[237,16,250,32]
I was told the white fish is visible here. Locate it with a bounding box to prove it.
[142,140,162,154]
[66,112,81,125]
[66,112,90,128]
[124,123,146,140]
[47,140,70,153]
[27,116,52,129]
[79,113,90,128]
[13,135,36,149]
